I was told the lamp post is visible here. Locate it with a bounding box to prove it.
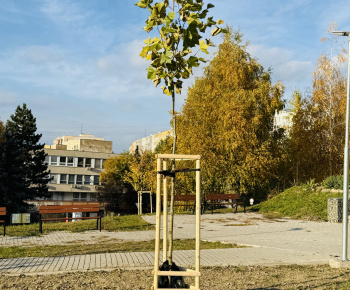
[332,31,350,261]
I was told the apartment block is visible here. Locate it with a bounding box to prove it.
[42,134,117,202]
[129,130,171,153]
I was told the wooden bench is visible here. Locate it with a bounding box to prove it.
[39,204,102,234]
[162,195,199,213]
[0,207,6,236]
[203,194,245,214]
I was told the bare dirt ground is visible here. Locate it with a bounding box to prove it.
[1,264,350,289]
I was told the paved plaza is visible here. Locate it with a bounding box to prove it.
[0,213,345,275]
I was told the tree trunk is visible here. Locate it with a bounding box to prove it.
[168,88,176,265]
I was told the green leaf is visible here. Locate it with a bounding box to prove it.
[144,37,152,45]
[211,26,221,36]
[187,56,199,67]
[144,20,155,32]
[153,77,161,87]
[216,19,224,25]
[162,26,176,34]
[207,3,215,9]
[146,66,157,80]
[139,46,149,58]
[199,40,209,54]
[165,11,176,24]
[161,86,171,96]
[135,1,147,8]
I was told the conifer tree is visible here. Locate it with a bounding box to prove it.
[0,123,30,213]
[0,104,50,212]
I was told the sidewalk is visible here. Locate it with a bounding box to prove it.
[0,213,343,275]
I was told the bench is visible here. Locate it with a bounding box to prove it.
[39,204,102,234]
[162,195,199,213]
[0,207,6,236]
[203,194,246,214]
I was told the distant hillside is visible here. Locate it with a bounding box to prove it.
[253,186,342,221]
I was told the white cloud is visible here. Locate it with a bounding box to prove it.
[247,44,313,95]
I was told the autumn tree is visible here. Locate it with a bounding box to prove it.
[176,30,285,200]
[99,153,137,214]
[289,23,347,182]
[125,149,156,192]
[136,0,225,265]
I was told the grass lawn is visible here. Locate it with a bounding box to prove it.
[0,239,244,259]
[3,215,155,237]
[253,186,342,221]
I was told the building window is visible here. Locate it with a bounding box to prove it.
[80,193,87,201]
[59,156,66,166]
[76,175,83,185]
[73,192,79,201]
[78,157,84,167]
[90,193,97,201]
[51,156,58,166]
[84,175,91,185]
[68,175,75,184]
[44,156,49,165]
[60,174,67,184]
[93,176,99,185]
[67,157,74,166]
[85,158,92,167]
[50,174,57,184]
[95,159,101,169]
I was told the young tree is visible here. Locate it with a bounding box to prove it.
[136,0,225,264]
[177,30,285,200]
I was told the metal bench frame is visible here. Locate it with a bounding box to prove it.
[203,194,246,214]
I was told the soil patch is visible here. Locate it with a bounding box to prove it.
[1,265,350,289]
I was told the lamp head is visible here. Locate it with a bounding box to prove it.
[332,31,350,36]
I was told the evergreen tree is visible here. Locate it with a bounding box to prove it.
[0,104,50,212]
[0,123,30,213]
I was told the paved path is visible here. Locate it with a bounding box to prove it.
[0,213,345,275]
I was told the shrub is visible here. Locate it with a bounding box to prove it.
[322,175,343,189]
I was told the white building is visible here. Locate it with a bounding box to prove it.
[273,110,294,136]
[40,134,117,203]
[129,130,172,153]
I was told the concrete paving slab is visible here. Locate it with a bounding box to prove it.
[0,213,345,275]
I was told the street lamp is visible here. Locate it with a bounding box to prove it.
[332,31,350,261]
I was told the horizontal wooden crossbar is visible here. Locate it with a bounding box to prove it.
[42,217,100,221]
[40,204,99,214]
[155,154,201,160]
[156,270,201,277]
[162,195,196,201]
[205,194,240,201]
[0,207,6,216]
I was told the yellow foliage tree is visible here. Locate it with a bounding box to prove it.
[290,23,347,182]
[124,149,156,192]
[176,30,285,199]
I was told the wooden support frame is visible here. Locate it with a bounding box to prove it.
[153,154,201,290]
[137,191,153,215]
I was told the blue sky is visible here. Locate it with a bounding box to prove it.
[1,0,350,153]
